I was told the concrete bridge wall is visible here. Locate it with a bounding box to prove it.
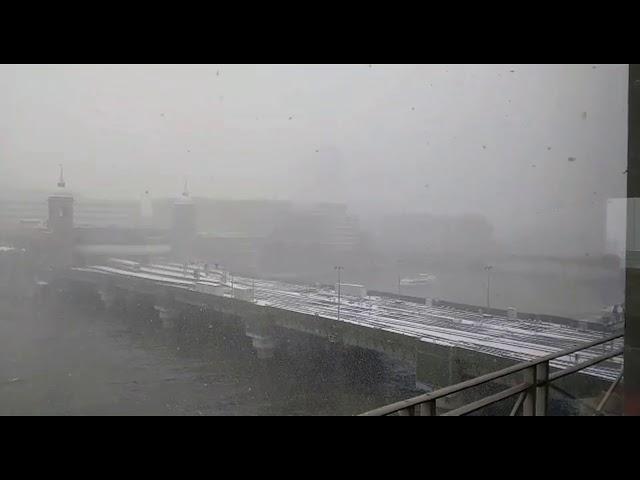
[49,269,615,409]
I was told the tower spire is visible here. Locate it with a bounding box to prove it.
[57,164,66,188]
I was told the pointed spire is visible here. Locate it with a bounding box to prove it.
[57,164,66,188]
[182,177,189,197]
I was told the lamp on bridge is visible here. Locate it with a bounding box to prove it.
[334,266,344,321]
[484,265,493,310]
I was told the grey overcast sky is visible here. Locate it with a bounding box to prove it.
[0,64,629,249]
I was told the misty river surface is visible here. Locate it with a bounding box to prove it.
[0,299,420,416]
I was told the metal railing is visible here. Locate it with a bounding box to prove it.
[361,332,624,416]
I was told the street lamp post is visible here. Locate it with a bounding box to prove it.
[334,266,344,321]
[484,265,493,309]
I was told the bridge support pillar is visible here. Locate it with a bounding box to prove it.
[154,302,180,329]
[245,321,278,359]
[98,286,118,310]
[416,343,457,391]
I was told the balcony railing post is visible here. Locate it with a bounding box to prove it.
[360,333,623,416]
[419,400,436,416]
[523,366,537,416]
[536,361,549,416]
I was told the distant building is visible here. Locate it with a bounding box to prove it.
[260,202,365,275]
[74,199,141,229]
[195,233,263,274]
[0,194,141,231]
[149,197,365,275]
[269,202,362,254]
[171,181,197,262]
[7,171,174,269]
[376,212,497,259]
[46,166,75,268]
[506,199,608,259]
[0,196,47,230]
[307,203,361,254]
[150,197,291,236]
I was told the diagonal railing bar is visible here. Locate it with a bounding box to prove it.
[361,332,624,416]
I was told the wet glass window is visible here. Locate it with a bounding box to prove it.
[0,64,631,416]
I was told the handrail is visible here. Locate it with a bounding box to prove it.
[361,331,624,416]
[548,348,624,381]
[441,383,530,417]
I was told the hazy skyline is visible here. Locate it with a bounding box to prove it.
[0,64,629,253]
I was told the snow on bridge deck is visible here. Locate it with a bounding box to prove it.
[74,261,623,381]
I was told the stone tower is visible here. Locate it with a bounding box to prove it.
[171,179,197,262]
[47,165,74,268]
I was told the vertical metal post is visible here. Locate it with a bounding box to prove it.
[487,270,491,309]
[523,366,537,416]
[334,266,343,322]
[626,63,640,416]
[399,407,415,416]
[338,269,341,322]
[484,265,493,309]
[419,400,436,416]
[536,361,549,416]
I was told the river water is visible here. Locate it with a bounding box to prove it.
[0,297,421,416]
